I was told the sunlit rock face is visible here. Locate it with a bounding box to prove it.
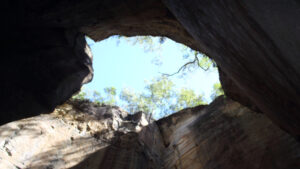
[0,97,299,169]
[0,100,164,169]
[158,97,300,169]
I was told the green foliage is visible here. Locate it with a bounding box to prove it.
[121,35,223,103]
[210,83,224,100]
[91,87,117,105]
[118,36,161,53]
[72,35,224,119]
[120,88,153,114]
[198,53,214,71]
[72,76,208,119]
[175,88,206,112]
[72,90,86,100]
[92,91,103,104]
[120,77,175,117]
[117,36,218,76]
[144,77,176,116]
[103,87,117,105]
[117,36,164,66]
[119,76,206,118]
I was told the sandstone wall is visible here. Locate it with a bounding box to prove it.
[2,1,299,138]
[158,97,300,169]
[1,98,299,169]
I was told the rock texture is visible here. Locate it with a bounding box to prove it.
[0,100,164,169]
[2,0,300,139]
[2,1,299,168]
[158,97,300,169]
[0,97,299,169]
[162,0,300,137]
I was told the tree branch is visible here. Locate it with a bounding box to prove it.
[161,52,210,77]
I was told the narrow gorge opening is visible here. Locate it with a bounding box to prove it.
[73,35,223,119]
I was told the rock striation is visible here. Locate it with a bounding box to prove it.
[162,0,300,137]
[1,97,299,169]
[158,97,300,169]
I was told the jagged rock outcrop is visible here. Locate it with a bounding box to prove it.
[0,100,164,169]
[1,97,299,169]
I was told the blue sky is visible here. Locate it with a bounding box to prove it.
[82,36,220,103]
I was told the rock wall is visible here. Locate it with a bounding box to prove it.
[162,0,300,137]
[1,98,299,169]
[158,97,300,169]
[2,0,299,138]
[1,1,299,168]
[0,100,164,169]
[1,28,93,124]
[1,0,196,125]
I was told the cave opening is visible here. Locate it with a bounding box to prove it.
[1,1,300,168]
[73,35,223,119]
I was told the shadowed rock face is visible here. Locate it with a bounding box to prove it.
[1,28,93,124]
[162,0,300,137]
[1,0,196,125]
[0,98,299,169]
[1,0,299,137]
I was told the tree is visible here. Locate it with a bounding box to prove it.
[120,76,205,118]
[72,87,117,105]
[174,88,206,112]
[75,36,223,118]
[72,76,206,119]
[72,36,223,119]
[120,76,176,118]
[91,87,117,105]
[119,87,150,114]
[119,36,222,91]
[120,36,217,74]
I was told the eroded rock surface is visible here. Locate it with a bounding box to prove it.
[162,0,300,137]
[158,97,300,169]
[0,100,164,169]
[0,97,299,169]
[2,0,299,138]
